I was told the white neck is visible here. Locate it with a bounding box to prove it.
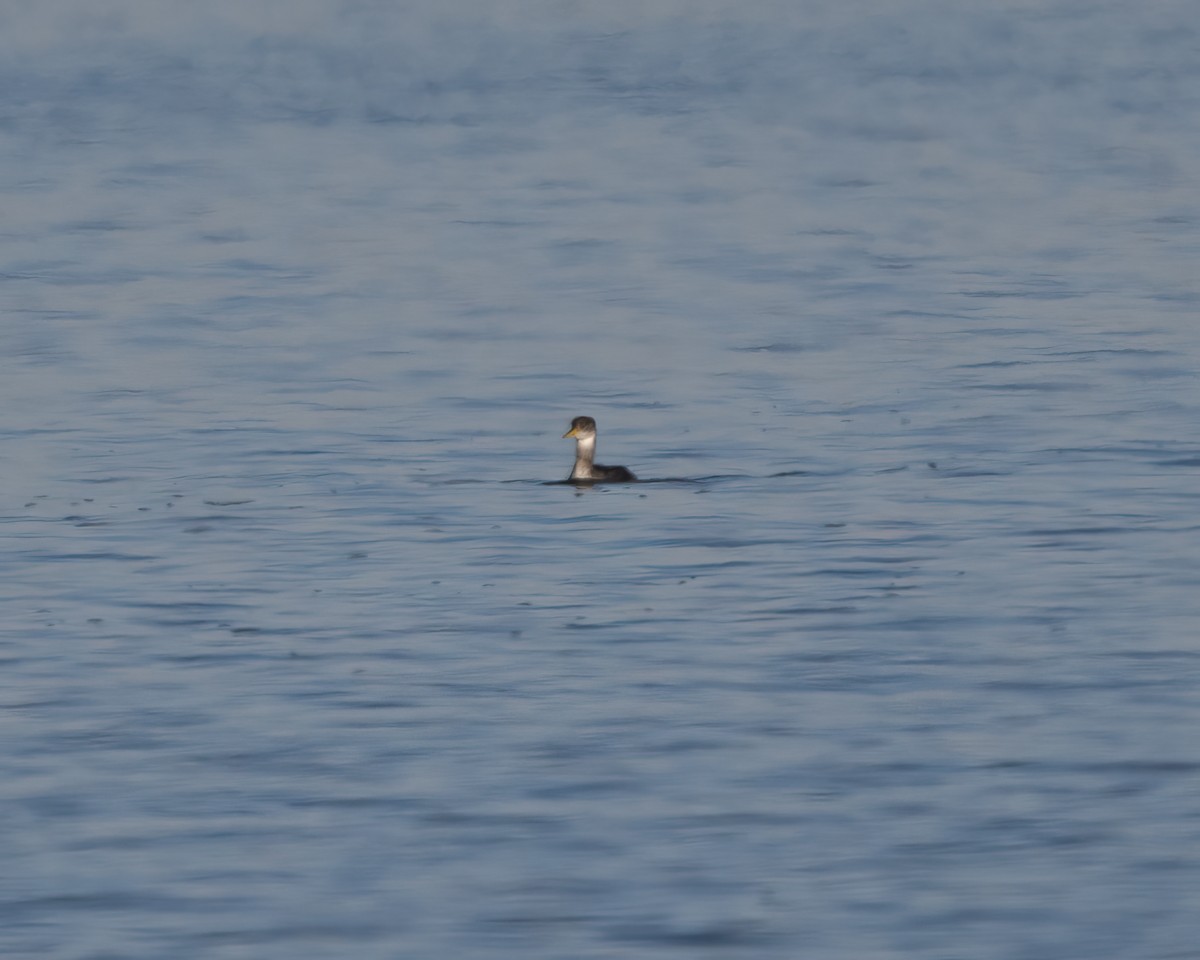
[572,434,597,479]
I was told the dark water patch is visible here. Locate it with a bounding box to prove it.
[1046,348,1172,358]
[46,726,177,751]
[157,649,287,664]
[563,618,673,633]
[170,512,264,525]
[429,477,496,487]
[1025,539,1107,551]
[19,550,158,562]
[645,536,798,549]
[198,229,251,245]
[639,559,757,574]
[1147,290,1200,304]
[930,467,1012,477]
[768,604,860,615]
[983,677,1170,693]
[289,795,430,811]
[113,159,212,180]
[776,647,895,664]
[799,566,920,579]
[984,759,1200,775]
[837,551,934,564]
[955,359,1034,368]
[420,809,562,831]
[0,263,77,281]
[114,596,261,613]
[74,476,136,484]
[3,892,190,916]
[211,257,313,276]
[130,618,259,632]
[56,218,132,233]
[1,695,89,710]
[481,910,601,931]
[821,177,878,189]
[605,919,778,948]
[1023,526,1133,537]
[798,226,859,236]
[859,614,1000,632]
[1043,443,1191,460]
[1158,456,1200,466]
[963,380,1087,392]
[451,218,539,228]
[1103,649,1200,660]
[958,282,1081,300]
[27,266,147,286]
[187,922,392,947]
[243,448,332,457]
[529,777,644,800]
[731,342,808,353]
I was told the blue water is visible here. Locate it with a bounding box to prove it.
[3,3,1200,958]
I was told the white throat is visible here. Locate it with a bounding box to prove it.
[572,434,598,479]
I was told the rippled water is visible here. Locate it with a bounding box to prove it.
[3,2,1200,958]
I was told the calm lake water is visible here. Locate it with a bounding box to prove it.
[3,2,1200,958]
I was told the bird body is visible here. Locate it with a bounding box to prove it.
[562,416,636,482]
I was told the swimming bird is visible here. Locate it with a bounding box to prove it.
[562,416,637,483]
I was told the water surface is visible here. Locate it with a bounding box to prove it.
[3,3,1199,958]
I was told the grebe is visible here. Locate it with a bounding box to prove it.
[562,416,637,482]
